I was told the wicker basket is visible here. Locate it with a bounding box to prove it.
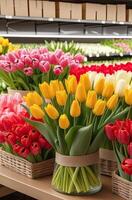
[112,171,132,200]
[100,148,117,176]
[0,149,54,178]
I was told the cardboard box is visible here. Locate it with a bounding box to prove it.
[14,0,28,17]
[107,4,117,21]
[56,2,71,19]
[117,4,126,22]
[83,3,106,21]
[0,0,14,16]
[29,0,42,17]
[82,3,97,20]
[127,9,132,22]
[43,1,55,18]
[71,3,82,20]
[96,4,106,20]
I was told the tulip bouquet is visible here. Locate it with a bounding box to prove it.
[0,93,53,163]
[24,73,131,195]
[105,119,132,181]
[0,48,85,91]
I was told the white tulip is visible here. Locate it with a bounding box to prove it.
[115,79,128,97]
[87,72,97,85]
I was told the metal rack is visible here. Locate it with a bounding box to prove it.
[0,15,132,42]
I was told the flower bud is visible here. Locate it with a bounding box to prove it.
[45,104,59,120]
[70,100,81,117]
[107,94,118,110]
[59,114,70,129]
[56,90,67,106]
[86,90,97,109]
[80,74,91,91]
[39,82,52,99]
[24,92,43,107]
[93,99,106,116]
[102,81,114,98]
[94,78,105,95]
[75,83,86,102]
[115,79,128,97]
[67,75,77,94]
[125,88,132,105]
[30,104,44,120]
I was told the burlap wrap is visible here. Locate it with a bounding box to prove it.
[100,148,116,162]
[55,151,99,167]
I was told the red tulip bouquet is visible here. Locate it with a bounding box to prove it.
[105,119,132,180]
[0,48,85,91]
[0,93,53,163]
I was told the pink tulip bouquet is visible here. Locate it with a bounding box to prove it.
[0,48,85,91]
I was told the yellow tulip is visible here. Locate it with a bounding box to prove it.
[24,92,43,107]
[30,104,44,120]
[93,99,106,116]
[2,39,9,47]
[59,114,70,129]
[56,90,67,106]
[75,83,86,102]
[94,78,105,95]
[59,81,64,90]
[107,94,118,110]
[86,90,97,109]
[39,82,51,99]
[80,74,91,91]
[50,80,60,97]
[70,100,81,117]
[102,81,114,98]
[0,45,3,53]
[68,76,77,94]
[125,89,132,105]
[45,104,59,119]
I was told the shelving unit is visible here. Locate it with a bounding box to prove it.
[0,165,123,200]
[0,15,132,42]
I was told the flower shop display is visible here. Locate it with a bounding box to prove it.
[23,73,131,195]
[105,119,132,200]
[0,93,54,178]
[0,48,85,93]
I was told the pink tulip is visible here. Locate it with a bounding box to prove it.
[55,49,64,58]
[49,54,59,65]
[39,61,50,73]
[59,58,69,68]
[23,67,33,76]
[74,54,85,63]
[53,65,63,75]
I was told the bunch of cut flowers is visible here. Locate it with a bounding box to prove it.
[24,73,131,194]
[0,93,53,163]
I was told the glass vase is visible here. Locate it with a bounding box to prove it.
[52,155,102,195]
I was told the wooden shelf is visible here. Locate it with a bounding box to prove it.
[0,165,123,200]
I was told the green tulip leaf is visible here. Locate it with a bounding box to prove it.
[70,124,92,156]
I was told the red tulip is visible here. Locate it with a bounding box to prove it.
[128,143,132,157]
[0,131,5,143]
[29,129,40,141]
[5,133,16,145]
[21,135,32,148]
[104,124,116,141]
[13,144,21,154]
[38,136,51,149]
[30,142,41,156]
[116,128,130,144]
[18,147,30,159]
[121,159,132,175]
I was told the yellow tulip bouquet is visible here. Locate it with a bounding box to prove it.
[24,74,131,195]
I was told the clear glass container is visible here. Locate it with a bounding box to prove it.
[52,162,102,195]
